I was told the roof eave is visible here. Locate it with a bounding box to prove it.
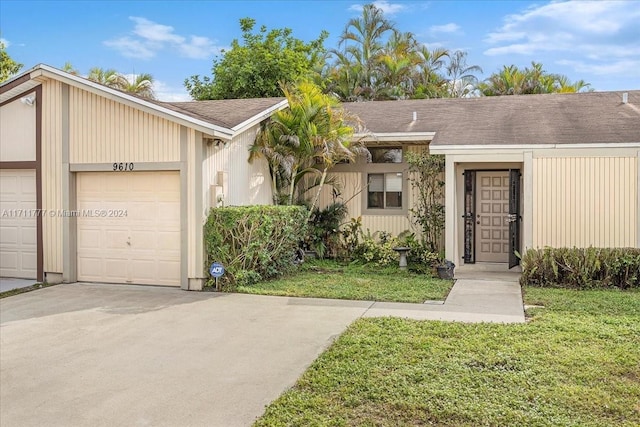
[354,131,436,143]
[4,64,235,139]
[430,142,640,154]
[230,99,289,136]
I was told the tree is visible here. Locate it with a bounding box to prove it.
[87,67,121,85]
[414,46,450,98]
[185,18,328,100]
[0,40,22,83]
[478,62,591,96]
[85,67,155,99]
[249,81,365,215]
[62,62,80,75]
[445,50,482,97]
[330,3,395,100]
[326,5,457,100]
[375,31,420,99]
[116,73,155,99]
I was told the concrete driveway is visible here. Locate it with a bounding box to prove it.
[0,283,371,427]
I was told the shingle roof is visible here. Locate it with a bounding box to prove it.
[343,91,640,146]
[159,97,286,129]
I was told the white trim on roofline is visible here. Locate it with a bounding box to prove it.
[26,65,235,139]
[354,132,436,142]
[231,99,289,134]
[430,142,640,153]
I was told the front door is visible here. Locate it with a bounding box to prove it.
[475,171,510,263]
[508,169,521,268]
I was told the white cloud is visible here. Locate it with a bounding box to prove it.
[429,23,461,35]
[0,37,10,47]
[104,16,223,60]
[104,37,156,60]
[348,1,407,15]
[152,80,192,102]
[484,1,640,59]
[130,17,184,44]
[557,59,640,77]
[483,1,640,85]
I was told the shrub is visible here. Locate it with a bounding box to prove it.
[521,247,640,289]
[353,231,399,267]
[305,202,348,258]
[204,205,308,288]
[345,224,440,273]
[405,150,445,253]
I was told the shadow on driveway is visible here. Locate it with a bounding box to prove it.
[0,283,225,323]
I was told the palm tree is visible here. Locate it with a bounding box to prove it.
[116,73,155,99]
[414,46,450,98]
[445,50,483,97]
[86,67,155,99]
[62,62,79,76]
[478,62,591,96]
[250,81,365,213]
[334,3,395,100]
[87,67,123,86]
[556,75,591,93]
[375,31,419,99]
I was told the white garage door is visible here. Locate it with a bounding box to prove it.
[0,169,37,279]
[77,171,181,286]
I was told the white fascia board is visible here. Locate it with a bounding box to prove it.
[354,132,436,142]
[230,99,288,135]
[31,65,234,139]
[430,142,640,154]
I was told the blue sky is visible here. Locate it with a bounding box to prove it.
[2,0,639,101]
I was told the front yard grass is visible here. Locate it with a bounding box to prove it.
[236,260,453,303]
[255,287,640,426]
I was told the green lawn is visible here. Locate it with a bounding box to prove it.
[255,287,640,426]
[236,260,453,303]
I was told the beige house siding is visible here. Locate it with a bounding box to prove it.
[532,156,638,248]
[315,145,428,237]
[203,124,272,209]
[41,80,63,273]
[0,95,36,161]
[185,128,204,279]
[68,86,181,163]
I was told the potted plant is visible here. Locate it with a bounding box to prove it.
[436,259,456,280]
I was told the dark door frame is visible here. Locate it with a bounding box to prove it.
[462,168,521,268]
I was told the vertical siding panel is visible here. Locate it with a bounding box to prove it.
[68,89,180,164]
[41,80,63,272]
[533,156,636,249]
[611,157,617,245]
[576,158,584,247]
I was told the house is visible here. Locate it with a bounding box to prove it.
[328,91,640,269]
[0,64,285,289]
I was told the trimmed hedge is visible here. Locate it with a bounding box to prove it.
[521,247,640,289]
[204,205,307,288]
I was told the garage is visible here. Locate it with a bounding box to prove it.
[76,171,181,286]
[0,169,37,279]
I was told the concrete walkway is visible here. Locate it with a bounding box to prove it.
[364,269,525,323]
[0,277,37,293]
[0,275,524,427]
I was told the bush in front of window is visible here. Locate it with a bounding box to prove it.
[305,202,349,259]
[204,205,308,288]
[342,221,440,273]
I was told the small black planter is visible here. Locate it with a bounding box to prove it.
[436,260,455,280]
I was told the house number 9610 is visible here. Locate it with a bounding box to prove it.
[113,162,134,171]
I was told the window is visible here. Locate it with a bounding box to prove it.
[368,173,403,209]
[369,147,402,163]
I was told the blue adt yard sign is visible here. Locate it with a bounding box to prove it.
[210,262,225,278]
